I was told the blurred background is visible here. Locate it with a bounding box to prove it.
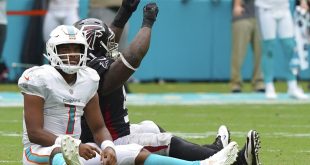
[2,0,309,83]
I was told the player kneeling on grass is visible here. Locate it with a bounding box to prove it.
[19,25,238,165]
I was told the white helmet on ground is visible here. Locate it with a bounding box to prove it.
[45,25,88,74]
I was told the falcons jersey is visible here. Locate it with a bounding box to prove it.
[80,56,130,142]
[18,65,99,148]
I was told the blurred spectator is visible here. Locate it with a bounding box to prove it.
[230,0,264,93]
[0,0,7,82]
[255,0,308,99]
[43,0,80,42]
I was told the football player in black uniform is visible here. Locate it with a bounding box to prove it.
[76,0,261,164]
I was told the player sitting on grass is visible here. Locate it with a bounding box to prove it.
[73,0,261,164]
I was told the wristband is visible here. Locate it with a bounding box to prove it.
[100,140,115,151]
[120,53,137,71]
[142,19,155,28]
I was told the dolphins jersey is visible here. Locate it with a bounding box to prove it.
[18,65,99,148]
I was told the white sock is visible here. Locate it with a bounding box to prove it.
[265,82,275,92]
[287,80,297,90]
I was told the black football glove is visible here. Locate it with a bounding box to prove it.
[87,56,114,76]
[122,0,140,12]
[142,3,159,28]
[112,0,141,28]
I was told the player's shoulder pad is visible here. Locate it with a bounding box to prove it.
[83,67,100,82]
[18,66,48,86]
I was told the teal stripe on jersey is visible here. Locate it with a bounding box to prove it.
[66,104,76,134]
[25,147,49,164]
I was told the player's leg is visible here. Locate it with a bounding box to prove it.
[230,18,252,92]
[131,122,231,159]
[124,124,231,160]
[251,18,264,92]
[50,147,66,165]
[43,10,61,42]
[23,144,62,165]
[233,130,261,165]
[143,141,238,165]
[64,9,80,27]
[130,120,162,134]
[278,9,308,99]
[256,7,278,99]
[203,125,231,151]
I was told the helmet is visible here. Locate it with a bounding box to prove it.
[74,18,120,60]
[45,25,88,74]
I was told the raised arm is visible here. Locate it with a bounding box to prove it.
[110,0,140,42]
[100,3,159,95]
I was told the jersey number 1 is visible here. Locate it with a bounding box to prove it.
[65,104,76,134]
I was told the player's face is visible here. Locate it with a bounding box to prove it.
[57,44,83,65]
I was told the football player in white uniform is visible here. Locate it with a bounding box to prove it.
[43,0,80,42]
[19,25,239,165]
[255,0,308,99]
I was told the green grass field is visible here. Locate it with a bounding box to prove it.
[1,82,310,164]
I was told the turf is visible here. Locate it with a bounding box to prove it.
[1,82,310,164]
[1,104,310,164]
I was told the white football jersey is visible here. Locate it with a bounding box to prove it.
[255,0,289,9]
[18,65,99,148]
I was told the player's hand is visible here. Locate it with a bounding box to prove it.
[100,147,117,165]
[87,56,113,76]
[79,143,100,160]
[122,0,141,12]
[142,3,159,28]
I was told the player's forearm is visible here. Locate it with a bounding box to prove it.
[111,0,140,42]
[93,127,114,145]
[110,26,124,43]
[123,27,151,68]
[27,129,57,147]
[99,27,152,95]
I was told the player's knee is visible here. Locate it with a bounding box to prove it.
[263,39,277,57]
[139,120,161,133]
[281,38,295,50]
[157,133,173,145]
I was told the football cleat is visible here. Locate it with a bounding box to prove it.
[244,130,261,165]
[287,86,309,100]
[200,141,238,165]
[212,125,231,150]
[61,135,82,165]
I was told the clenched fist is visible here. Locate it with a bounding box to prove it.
[142,3,159,28]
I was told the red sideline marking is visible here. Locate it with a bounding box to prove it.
[7,10,47,16]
